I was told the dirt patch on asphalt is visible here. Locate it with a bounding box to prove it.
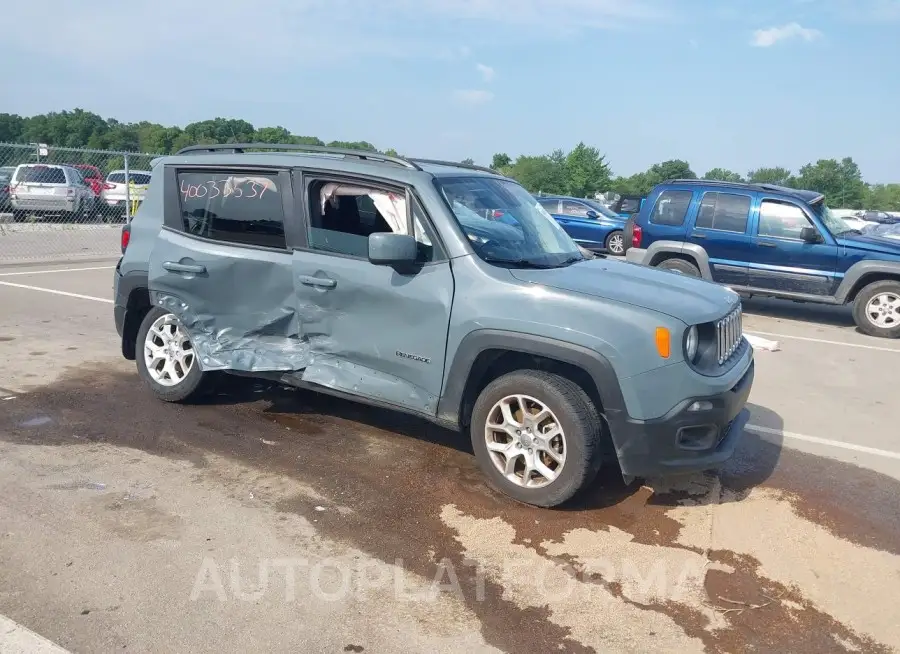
[1,367,898,652]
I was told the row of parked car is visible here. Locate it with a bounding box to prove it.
[0,163,151,221]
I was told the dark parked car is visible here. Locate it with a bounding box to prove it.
[609,194,645,219]
[625,178,900,338]
[0,166,14,212]
[537,195,628,255]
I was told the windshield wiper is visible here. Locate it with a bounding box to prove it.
[482,257,558,269]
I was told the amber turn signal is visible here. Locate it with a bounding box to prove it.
[655,327,671,358]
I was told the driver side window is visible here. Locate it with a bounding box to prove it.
[758,200,814,240]
[306,179,441,262]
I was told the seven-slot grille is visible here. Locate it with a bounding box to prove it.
[716,306,743,365]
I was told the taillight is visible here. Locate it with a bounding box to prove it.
[121,224,131,253]
[103,183,114,190]
[632,224,643,248]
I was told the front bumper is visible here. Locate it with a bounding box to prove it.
[609,359,754,478]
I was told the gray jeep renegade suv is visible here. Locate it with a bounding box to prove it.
[113,143,754,508]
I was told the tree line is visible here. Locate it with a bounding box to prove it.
[1,109,897,210]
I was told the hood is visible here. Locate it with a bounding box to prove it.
[838,231,900,256]
[509,258,738,325]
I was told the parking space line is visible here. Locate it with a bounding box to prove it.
[0,265,115,277]
[747,424,900,460]
[746,330,900,354]
[0,281,112,304]
[0,614,71,653]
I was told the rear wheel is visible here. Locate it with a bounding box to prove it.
[656,257,701,277]
[852,280,900,338]
[470,370,605,508]
[136,306,214,402]
[605,230,625,256]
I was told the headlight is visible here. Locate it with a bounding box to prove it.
[685,325,699,362]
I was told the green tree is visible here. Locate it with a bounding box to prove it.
[254,126,293,143]
[703,168,744,183]
[647,159,696,183]
[327,140,377,151]
[0,113,25,142]
[747,167,795,186]
[506,154,566,194]
[491,153,511,169]
[564,142,611,198]
[460,157,475,165]
[796,157,866,208]
[866,184,900,211]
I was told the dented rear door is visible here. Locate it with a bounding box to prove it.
[148,164,309,372]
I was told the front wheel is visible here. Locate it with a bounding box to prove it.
[470,370,605,508]
[852,280,900,338]
[136,306,214,402]
[605,230,625,256]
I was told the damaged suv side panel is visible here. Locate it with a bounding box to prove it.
[148,166,311,372]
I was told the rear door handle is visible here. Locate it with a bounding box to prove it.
[162,261,206,274]
[691,232,706,239]
[756,242,777,248]
[298,275,337,289]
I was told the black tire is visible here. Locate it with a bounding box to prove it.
[604,230,625,256]
[470,370,605,508]
[852,280,900,339]
[135,306,215,402]
[656,257,701,277]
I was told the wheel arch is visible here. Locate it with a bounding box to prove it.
[836,261,900,303]
[437,330,628,433]
[644,241,713,279]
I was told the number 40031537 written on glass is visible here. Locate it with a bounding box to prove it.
[180,178,272,201]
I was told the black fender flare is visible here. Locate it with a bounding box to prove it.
[436,329,628,430]
[834,260,900,303]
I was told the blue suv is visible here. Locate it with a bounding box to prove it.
[537,195,628,255]
[624,179,900,338]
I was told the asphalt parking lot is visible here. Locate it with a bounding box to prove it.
[1,262,898,653]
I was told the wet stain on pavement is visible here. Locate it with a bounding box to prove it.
[1,367,898,653]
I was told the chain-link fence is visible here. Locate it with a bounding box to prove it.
[0,143,163,265]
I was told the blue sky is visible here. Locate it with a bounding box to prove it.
[4,0,899,181]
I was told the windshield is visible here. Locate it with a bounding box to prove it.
[583,198,622,220]
[437,176,583,267]
[814,203,856,236]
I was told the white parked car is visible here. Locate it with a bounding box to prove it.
[100,170,152,215]
[9,163,96,221]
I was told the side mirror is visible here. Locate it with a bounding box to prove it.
[800,226,824,243]
[585,209,599,219]
[368,232,418,266]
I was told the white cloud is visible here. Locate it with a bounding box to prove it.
[751,22,822,47]
[476,63,495,82]
[453,89,494,106]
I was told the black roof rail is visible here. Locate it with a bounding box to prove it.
[174,143,423,171]
[406,158,504,176]
[663,178,810,196]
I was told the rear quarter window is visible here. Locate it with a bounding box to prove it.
[648,190,693,226]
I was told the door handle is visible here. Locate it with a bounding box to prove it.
[757,242,777,248]
[691,233,707,239]
[298,275,337,289]
[162,261,206,274]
